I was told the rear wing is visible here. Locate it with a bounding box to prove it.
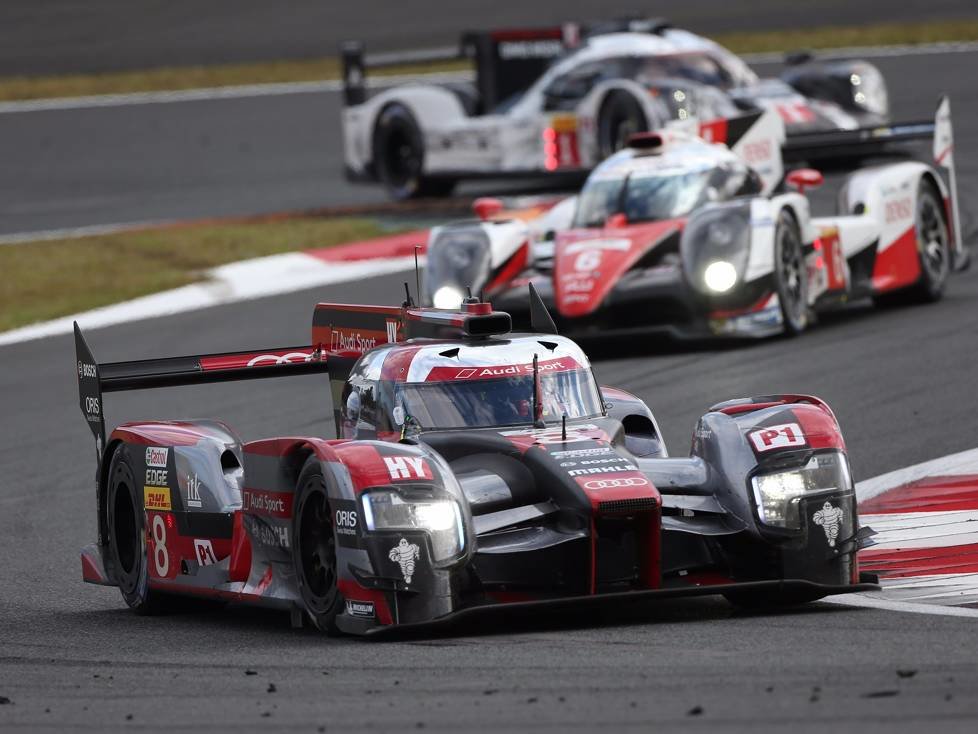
[341,24,580,111]
[74,322,330,455]
[783,120,934,163]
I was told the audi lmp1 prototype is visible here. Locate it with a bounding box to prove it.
[75,290,875,635]
[423,99,964,340]
[340,17,933,199]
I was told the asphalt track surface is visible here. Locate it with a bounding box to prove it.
[3,49,978,734]
[3,0,977,75]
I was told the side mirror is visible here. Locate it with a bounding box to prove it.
[785,168,824,193]
[473,197,504,221]
[604,212,628,228]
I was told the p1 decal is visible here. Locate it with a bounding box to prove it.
[194,539,218,566]
[749,423,806,452]
[144,486,172,511]
[383,456,432,481]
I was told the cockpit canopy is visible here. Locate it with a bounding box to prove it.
[573,146,763,228]
[340,335,603,437]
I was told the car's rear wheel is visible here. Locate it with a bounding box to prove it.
[876,180,951,307]
[106,447,164,614]
[597,91,648,160]
[372,103,456,199]
[292,456,342,633]
[773,210,809,335]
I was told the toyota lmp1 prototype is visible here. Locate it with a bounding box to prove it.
[74,290,876,635]
[423,98,965,340]
[340,17,934,199]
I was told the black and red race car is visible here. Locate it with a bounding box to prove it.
[75,289,875,635]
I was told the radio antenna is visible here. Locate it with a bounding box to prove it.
[402,282,414,307]
[414,245,422,307]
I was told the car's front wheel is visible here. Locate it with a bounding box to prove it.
[292,456,342,633]
[773,210,809,335]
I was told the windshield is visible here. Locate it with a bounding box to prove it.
[394,368,602,430]
[633,53,735,89]
[573,167,716,227]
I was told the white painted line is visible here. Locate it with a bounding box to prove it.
[0,71,472,114]
[0,220,171,246]
[822,592,978,618]
[856,447,978,502]
[1,40,977,114]
[0,252,419,347]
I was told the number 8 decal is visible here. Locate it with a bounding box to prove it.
[152,514,169,577]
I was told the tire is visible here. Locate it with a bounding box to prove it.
[372,103,456,199]
[597,91,648,160]
[292,456,342,633]
[723,588,825,610]
[773,210,809,335]
[106,447,164,614]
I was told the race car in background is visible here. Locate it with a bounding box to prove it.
[422,98,964,340]
[74,290,875,635]
[340,17,934,199]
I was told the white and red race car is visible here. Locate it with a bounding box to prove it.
[340,18,932,199]
[422,99,965,340]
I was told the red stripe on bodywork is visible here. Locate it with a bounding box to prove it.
[858,475,978,515]
[871,225,921,292]
[859,543,978,579]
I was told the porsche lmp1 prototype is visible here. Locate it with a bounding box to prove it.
[423,98,964,340]
[340,17,933,199]
[74,290,875,635]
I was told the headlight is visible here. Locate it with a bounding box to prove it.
[681,201,751,296]
[362,490,465,561]
[751,451,852,529]
[850,64,888,117]
[703,260,738,292]
[433,286,464,310]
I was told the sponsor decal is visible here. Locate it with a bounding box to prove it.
[146,468,168,486]
[244,515,290,549]
[582,477,650,490]
[749,423,806,452]
[78,361,97,378]
[245,351,313,367]
[144,486,171,511]
[194,539,218,566]
[499,39,563,59]
[567,463,638,477]
[551,447,612,459]
[335,509,358,536]
[185,473,202,509]
[84,396,100,417]
[145,447,168,468]
[428,357,576,382]
[383,456,432,481]
[812,502,845,547]
[388,538,421,585]
[242,488,292,519]
[346,600,376,619]
[330,330,379,353]
[884,197,913,224]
